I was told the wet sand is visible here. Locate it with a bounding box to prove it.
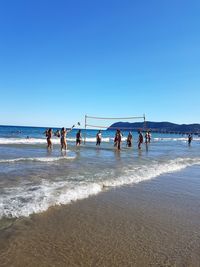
[1,165,200,267]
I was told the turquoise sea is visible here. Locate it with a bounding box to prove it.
[0,125,200,219]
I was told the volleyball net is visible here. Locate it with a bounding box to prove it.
[84,114,146,144]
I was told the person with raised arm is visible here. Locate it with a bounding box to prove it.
[60,125,74,150]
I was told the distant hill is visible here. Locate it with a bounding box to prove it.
[108,121,200,134]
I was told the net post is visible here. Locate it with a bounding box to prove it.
[143,114,146,131]
[84,114,87,144]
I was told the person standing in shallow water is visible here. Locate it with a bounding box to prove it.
[126,132,133,147]
[188,134,192,145]
[76,130,82,146]
[60,127,67,150]
[96,130,102,146]
[46,128,53,149]
[55,129,61,138]
[114,129,122,150]
[148,131,151,143]
[138,131,143,149]
[145,131,149,144]
[60,126,74,150]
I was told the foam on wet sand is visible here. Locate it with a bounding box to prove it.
[0,165,200,267]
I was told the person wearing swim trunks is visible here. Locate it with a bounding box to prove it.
[76,130,82,146]
[96,130,102,146]
[188,134,192,145]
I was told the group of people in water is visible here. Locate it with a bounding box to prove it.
[113,129,151,150]
[44,127,82,150]
[44,127,193,150]
[44,127,152,150]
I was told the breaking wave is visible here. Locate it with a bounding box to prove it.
[0,156,76,163]
[0,157,200,218]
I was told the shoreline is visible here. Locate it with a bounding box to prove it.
[1,165,200,266]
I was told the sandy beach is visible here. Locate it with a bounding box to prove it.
[1,0,200,265]
[0,165,200,267]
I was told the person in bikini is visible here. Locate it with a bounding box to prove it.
[145,131,149,144]
[148,131,151,143]
[126,131,133,147]
[138,131,143,149]
[60,128,67,150]
[46,128,53,149]
[114,129,122,150]
[60,126,74,150]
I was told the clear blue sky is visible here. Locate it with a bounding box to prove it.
[0,0,199,127]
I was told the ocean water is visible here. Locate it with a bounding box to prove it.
[0,125,200,219]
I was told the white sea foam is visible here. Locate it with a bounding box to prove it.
[0,137,111,145]
[0,181,102,218]
[0,157,200,219]
[0,137,50,145]
[0,156,75,163]
[103,157,200,187]
[153,137,200,142]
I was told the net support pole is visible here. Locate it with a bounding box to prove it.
[143,114,146,131]
[84,115,87,144]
